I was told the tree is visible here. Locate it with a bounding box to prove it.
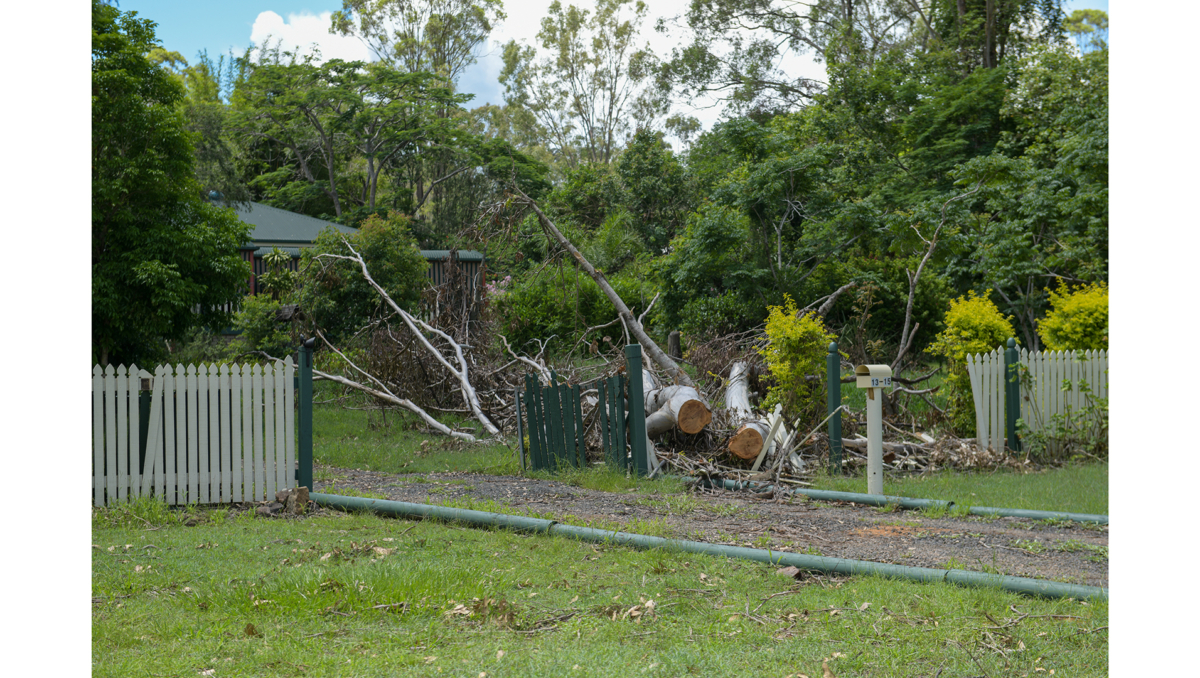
[231,57,470,220]
[500,0,663,168]
[1064,8,1107,53]
[330,0,505,85]
[92,0,251,366]
[296,212,429,343]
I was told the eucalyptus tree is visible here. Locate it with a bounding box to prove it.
[330,0,505,85]
[499,0,664,169]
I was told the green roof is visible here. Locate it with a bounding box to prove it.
[233,202,356,246]
[420,249,485,262]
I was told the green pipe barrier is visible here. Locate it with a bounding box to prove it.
[310,492,1107,601]
[702,478,1108,525]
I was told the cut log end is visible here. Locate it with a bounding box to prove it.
[677,400,711,435]
[729,425,764,460]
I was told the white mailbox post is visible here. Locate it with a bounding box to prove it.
[855,365,893,495]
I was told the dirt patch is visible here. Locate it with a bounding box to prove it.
[313,467,1108,589]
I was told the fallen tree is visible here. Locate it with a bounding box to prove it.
[643,370,711,438]
[509,185,695,390]
[312,237,501,438]
[724,362,770,460]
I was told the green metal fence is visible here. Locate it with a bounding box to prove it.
[516,344,650,475]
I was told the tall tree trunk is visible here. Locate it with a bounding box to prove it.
[511,186,697,390]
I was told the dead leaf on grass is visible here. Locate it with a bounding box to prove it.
[776,566,801,578]
[823,660,837,678]
[244,623,260,637]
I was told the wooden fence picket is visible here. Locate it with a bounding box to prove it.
[93,366,105,507]
[284,357,295,492]
[967,345,1109,456]
[93,358,298,507]
[198,363,210,505]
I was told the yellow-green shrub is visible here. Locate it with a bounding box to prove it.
[1038,282,1108,351]
[927,291,1017,435]
[757,295,835,427]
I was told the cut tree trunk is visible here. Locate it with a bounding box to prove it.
[643,370,711,437]
[725,362,770,460]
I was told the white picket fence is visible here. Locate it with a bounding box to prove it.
[91,360,294,507]
[966,347,1108,453]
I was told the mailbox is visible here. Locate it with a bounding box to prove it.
[855,365,893,389]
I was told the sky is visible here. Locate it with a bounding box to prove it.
[118,0,1109,138]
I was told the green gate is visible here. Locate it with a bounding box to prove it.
[516,345,650,475]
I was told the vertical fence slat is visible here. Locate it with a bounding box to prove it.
[242,364,255,501]
[543,385,560,471]
[966,355,983,453]
[232,365,245,502]
[597,381,608,461]
[253,365,267,502]
[207,364,222,502]
[275,360,288,491]
[127,364,142,499]
[198,364,210,504]
[93,366,105,506]
[559,385,577,469]
[115,365,129,502]
[139,367,162,497]
[166,364,180,501]
[104,365,118,506]
[994,349,1005,453]
[285,357,295,490]
[219,365,233,503]
[615,374,627,470]
[187,364,200,504]
[262,363,275,499]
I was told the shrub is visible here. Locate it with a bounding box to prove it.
[232,294,296,359]
[491,269,612,356]
[927,291,1017,436]
[757,294,835,427]
[1038,282,1108,351]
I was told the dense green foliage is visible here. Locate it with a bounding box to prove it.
[1038,282,1109,352]
[757,296,836,426]
[92,1,252,367]
[927,291,1018,435]
[296,212,429,344]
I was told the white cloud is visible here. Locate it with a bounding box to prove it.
[249,11,373,63]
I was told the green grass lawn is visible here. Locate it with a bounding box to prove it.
[93,501,1108,677]
[313,405,519,476]
[808,462,1108,516]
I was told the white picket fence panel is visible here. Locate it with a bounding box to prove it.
[91,360,295,507]
[965,347,1108,453]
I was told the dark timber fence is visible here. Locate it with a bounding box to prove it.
[516,344,650,476]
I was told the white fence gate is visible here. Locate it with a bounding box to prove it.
[966,347,1108,453]
[91,360,295,507]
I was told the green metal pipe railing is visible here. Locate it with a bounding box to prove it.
[310,492,1107,601]
[701,478,1108,524]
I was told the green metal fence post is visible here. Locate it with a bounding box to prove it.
[827,341,843,475]
[1004,338,1022,453]
[625,345,648,476]
[298,337,315,490]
